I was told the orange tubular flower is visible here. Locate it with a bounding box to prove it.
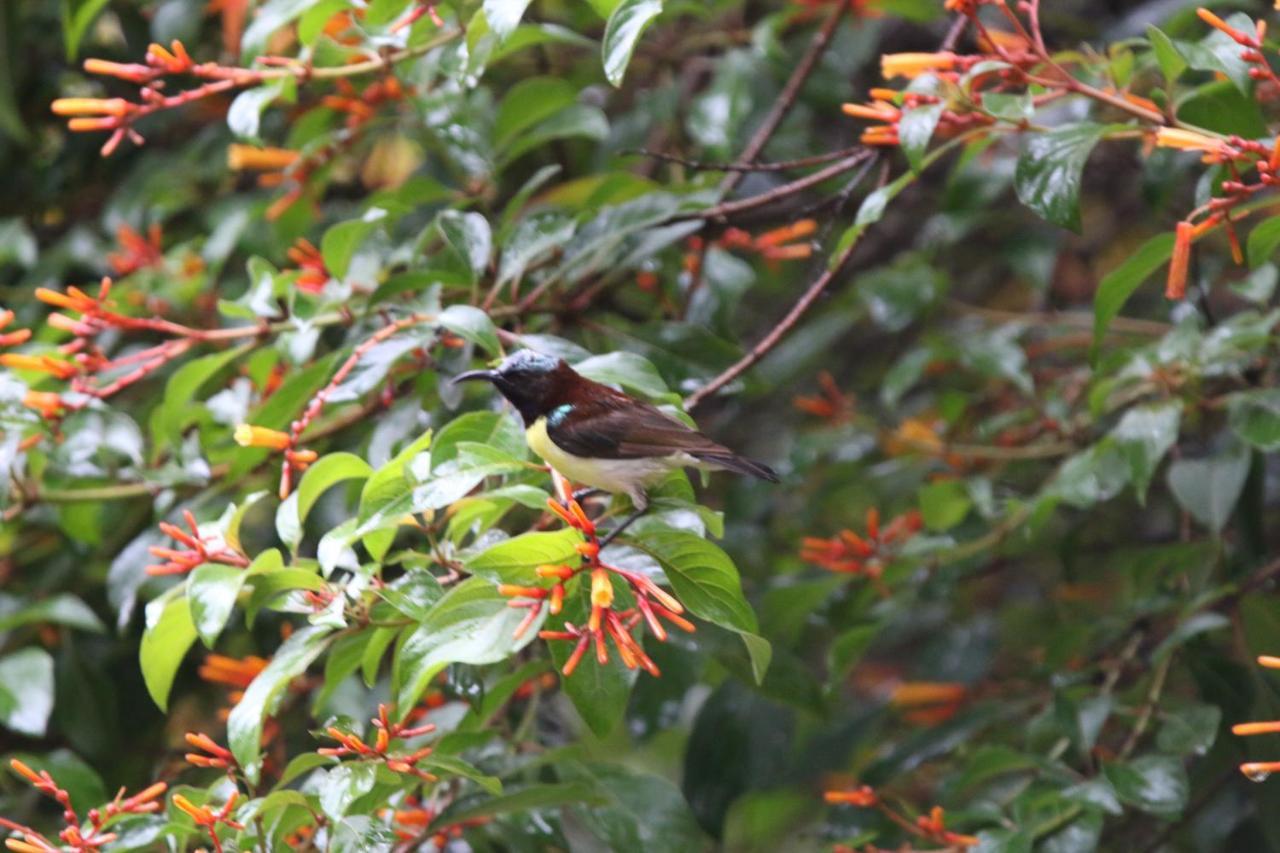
[0,353,78,379]
[22,391,65,419]
[1166,221,1194,300]
[286,238,330,293]
[50,97,130,117]
[234,423,292,450]
[198,653,268,689]
[880,51,956,80]
[824,785,878,807]
[108,224,164,276]
[83,58,154,83]
[227,144,299,172]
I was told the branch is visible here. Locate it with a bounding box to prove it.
[670,150,873,225]
[719,2,850,195]
[626,145,864,173]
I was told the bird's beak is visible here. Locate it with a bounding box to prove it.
[452,369,497,385]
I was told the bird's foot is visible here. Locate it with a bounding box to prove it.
[570,487,607,505]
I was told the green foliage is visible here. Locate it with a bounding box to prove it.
[4,0,1280,850]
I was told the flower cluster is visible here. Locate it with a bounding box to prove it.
[793,370,855,422]
[171,792,243,853]
[824,784,979,849]
[718,219,819,264]
[1234,655,1280,781]
[500,494,694,678]
[2,760,166,852]
[389,796,491,847]
[184,732,237,772]
[286,238,332,293]
[801,508,923,581]
[1153,121,1280,299]
[319,703,438,781]
[146,510,250,576]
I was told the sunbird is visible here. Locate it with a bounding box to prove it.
[454,351,778,540]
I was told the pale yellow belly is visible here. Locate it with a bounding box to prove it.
[526,417,677,506]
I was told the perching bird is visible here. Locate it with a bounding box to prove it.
[453,350,777,539]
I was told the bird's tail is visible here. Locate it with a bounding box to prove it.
[692,451,780,483]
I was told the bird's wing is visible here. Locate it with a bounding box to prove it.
[546,399,729,460]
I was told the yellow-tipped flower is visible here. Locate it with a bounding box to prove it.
[1154,127,1222,153]
[0,353,77,379]
[227,144,299,172]
[590,567,614,608]
[234,424,292,450]
[172,793,213,823]
[51,97,129,117]
[880,52,956,80]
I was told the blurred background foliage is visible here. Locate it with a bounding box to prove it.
[3,0,1280,850]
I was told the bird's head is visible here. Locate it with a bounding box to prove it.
[453,350,572,424]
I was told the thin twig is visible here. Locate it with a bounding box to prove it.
[683,159,877,409]
[670,150,874,225]
[627,145,864,173]
[718,1,850,196]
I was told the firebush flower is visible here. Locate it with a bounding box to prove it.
[286,238,331,293]
[172,792,243,853]
[510,495,693,678]
[146,509,249,576]
[319,703,438,781]
[106,223,164,276]
[1235,655,1280,781]
[800,508,923,580]
[3,759,166,852]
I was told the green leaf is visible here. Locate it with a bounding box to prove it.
[154,343,252,447]
[575,351,676,402]
[494,77,577,148]
[0,595,105,634]
[917,479,972,531]
[140,596,198,711]
[442,781,607,824]
[483,0,535,42]
[1229,390,1280,451]
[431,411,523,465]
[0,648,54,736]
[227,83,286,140]
[297,453,373,523]
[242,0,326,58]
[1146,26,1186,84]
[421,754,502,795]
[439,305,500,355]
[464,529,583,584]
[228,625,332,784]
[395,578,540,714]
[1014,123,1111,232]
[499,104,609,165]
[602,0,663,86]
[1167,442,1250,533]
[1110,401,1181,502]
[898,103,943,172]
[634,532,770,682]
[437,211,492,284]
[318,761,378,821]
[189,564,248,647]
[60,0,111,59]
[1247,217,1280,269]
[321,208,387,281]
[1104,756,1188,817]
[1156,703,1221,756]
[1177,80,1267,137]
[1091,232,1175,356]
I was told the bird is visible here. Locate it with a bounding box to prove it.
[453,350,778,541]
